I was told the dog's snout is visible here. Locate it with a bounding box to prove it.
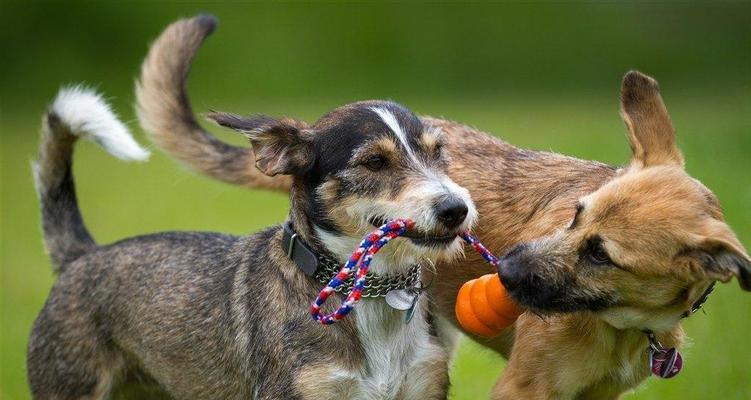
[436,198,469,230]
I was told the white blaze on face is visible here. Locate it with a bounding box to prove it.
[367,106,478,233]
[370,107,420,164]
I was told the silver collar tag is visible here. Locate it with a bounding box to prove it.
[385,264,434,323]
[385,289,416,311]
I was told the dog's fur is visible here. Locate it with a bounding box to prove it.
[27,30,480,397]
[138,16,751,399]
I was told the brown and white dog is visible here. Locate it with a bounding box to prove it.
[27,17,478,398]
[137,16,750,399]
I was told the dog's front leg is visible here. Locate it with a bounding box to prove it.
[575,384,625,400]
[399,354,450,400]
[490,360,560,400]
[491,374,624,400]
[488,314,598,400]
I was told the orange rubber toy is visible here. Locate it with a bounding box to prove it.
[455,273,522,337]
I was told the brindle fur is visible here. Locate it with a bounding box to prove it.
[28,18,485,395]
[138,15,751,399]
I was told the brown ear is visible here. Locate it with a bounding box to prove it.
[620,71,683,168]
[206,112,313,176]
[678,221,751,291]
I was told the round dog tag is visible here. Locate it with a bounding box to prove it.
[385,289,416,311]
[650,347,683,378]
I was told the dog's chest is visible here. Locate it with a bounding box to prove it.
[339,299,445,400]
[559,330,651,398]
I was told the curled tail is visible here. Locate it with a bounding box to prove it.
[34,87,149,271]
[135,14,291,192]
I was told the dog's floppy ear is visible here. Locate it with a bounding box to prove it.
[677,220,751,291]
[206,112,313,176]
[620,70,684,168]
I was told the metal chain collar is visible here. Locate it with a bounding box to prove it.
[314,256,421,298]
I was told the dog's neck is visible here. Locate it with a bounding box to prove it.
[560,313,683,378]
[286,184,337,262]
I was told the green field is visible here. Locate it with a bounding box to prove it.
[1,2,749,399]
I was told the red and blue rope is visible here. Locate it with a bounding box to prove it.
[311,219,499,325]
[460,232,500,267]
[311,219,414,325]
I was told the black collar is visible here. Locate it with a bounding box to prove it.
[684,281,715,318]
[281,222,421,298]
[281,221,323,277]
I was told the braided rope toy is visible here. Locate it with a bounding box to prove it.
[460,231,500,266]
[311,219,521,335]
[311,219,413,324]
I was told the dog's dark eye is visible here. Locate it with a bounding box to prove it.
[362,156,388,171]
[434,143,444,158]
[586,239,611,265]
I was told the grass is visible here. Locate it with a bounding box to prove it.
[1,90,749,399]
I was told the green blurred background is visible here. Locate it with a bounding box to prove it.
[1,2,749,399]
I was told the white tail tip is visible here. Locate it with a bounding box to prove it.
[52,86,150,161]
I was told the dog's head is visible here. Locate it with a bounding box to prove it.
[498,71,750,332]
[208,101,476,266]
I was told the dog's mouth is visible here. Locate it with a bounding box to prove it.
[368,217,459,247]
[504,282,617,315]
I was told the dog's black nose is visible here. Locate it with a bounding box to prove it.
[436,198,469,229]
[498,245,526,291]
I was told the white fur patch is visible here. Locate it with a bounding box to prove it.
[52,86,150,161]
[309,227,448,399]
[353,299,445,400]
[370,107,418,163]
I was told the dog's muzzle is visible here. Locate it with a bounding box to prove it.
[498,245,614,313]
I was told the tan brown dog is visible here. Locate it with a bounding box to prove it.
[137,16,750,399]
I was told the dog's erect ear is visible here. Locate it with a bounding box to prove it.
[678,221,751,291]
[620,71,683,168]
[206,112,313,176]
